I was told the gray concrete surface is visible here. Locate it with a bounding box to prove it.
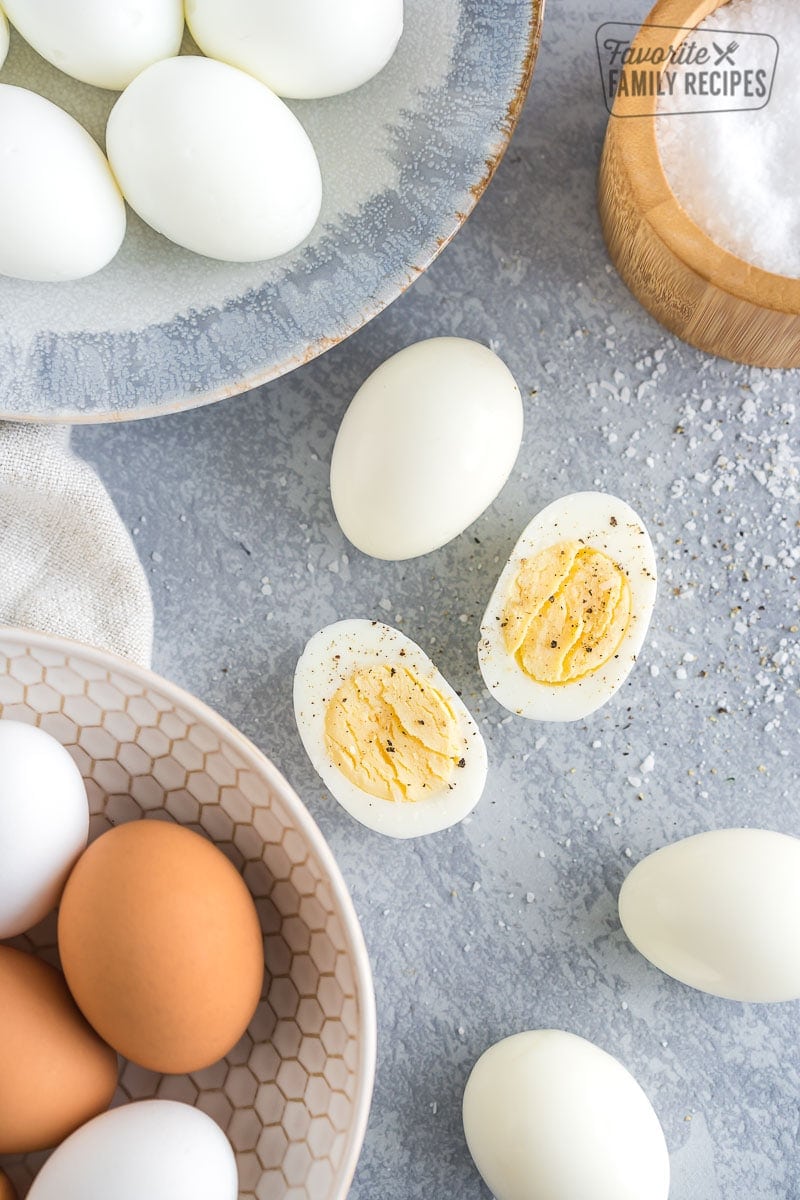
[76,1,800,1196]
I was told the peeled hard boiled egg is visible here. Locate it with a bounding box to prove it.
[0,85,125,281]
[331,338,523,561]
[186,0,403,99]
[463,1030,670,1200]
[106,56,322,262]
[3,0,183,90]
[0,946,118,1154]
[27,1100,238,1200]
[619,828,800,1002]
[479,492,657,721]
[0,719,88,937]
[294,620,488,838]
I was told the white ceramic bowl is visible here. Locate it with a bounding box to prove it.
[0,627,376,1200]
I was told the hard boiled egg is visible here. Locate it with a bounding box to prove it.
[463,1030,670,1200]
[58,819,264,1074]
[0,719,88,937]
[331,338,523,561]
[0,946,118,1154]
[478,493,657,721]
[3,0,183,90]
[186,0,403,99]
[294,620,488,838]
[619,828,800,1002]
[27,1100,238,1200]
[0,85,125,281]
[106,56,322,262]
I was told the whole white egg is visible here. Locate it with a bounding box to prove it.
[0,85,125,282]
[186,0,403,99]
[0,9,8,70]
[619,828,800,1002]
[0,720,88,938]
[27,1100,237,1200]
[463,1030,670,1200]
[478,492,657,721]
[330,338,523,561]
[3,0,183,90]
[294,620,488,838]
[106,56,322,262]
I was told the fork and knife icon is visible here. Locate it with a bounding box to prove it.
[713,39,739,65]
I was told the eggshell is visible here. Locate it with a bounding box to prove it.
[0,10,9,70]
[330,338,523,560]
[186,0,403,98]
[463,1030,670,1200]
[27,1100,238,1200]
[3,0,183,90]
[0,946,118,1154]
[0,85,125,281]
[106,56,322,262]
[0,1168,17,1200]
[58,819,264,1073]
[0,720,89,938]
[619,828,800,1002]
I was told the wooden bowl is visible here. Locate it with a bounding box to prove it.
[598,0,800,368]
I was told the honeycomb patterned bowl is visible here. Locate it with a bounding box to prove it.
[0,627,376,1200]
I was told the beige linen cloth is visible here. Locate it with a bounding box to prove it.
[0,422,153,666]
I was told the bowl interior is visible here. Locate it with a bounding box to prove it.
[0,630,374,1200]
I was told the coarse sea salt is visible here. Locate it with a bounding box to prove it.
[657,0,800,276]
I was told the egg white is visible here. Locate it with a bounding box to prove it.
[478,493,657,721]
[294,620,488,838]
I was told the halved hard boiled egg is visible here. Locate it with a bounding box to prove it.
[294,620,488,838]
[478,493,657,721]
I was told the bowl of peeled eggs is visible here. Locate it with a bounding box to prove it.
[0,0,544,423]
[0,626,376,1200]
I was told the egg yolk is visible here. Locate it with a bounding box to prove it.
[501,541,631,684]
[324,664,463,803]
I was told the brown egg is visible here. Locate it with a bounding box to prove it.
[58,819,264,1074]
[0,946,118,1154]
[0,1168,17,1200]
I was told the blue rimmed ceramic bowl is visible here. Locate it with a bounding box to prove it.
[0,0,544,422]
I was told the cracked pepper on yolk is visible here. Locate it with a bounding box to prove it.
[502,541,631,684]
[324,664,462,803]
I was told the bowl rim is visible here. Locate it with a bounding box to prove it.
[2,0,546,426]
[610,0,800,314]
[0,623,377,1200]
